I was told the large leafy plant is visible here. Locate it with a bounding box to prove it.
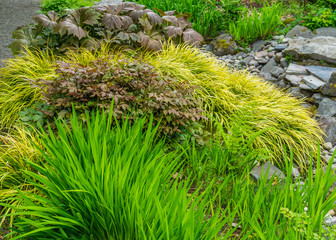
[10,3,204,54]
[34,57,205,135]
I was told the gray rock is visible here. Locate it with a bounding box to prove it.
[255,50,268,58]
[261,58,277,74]
[291,167,300,178]
[275,44,287,51]
[287,37,336,65]
[324,216,336,226]
[255,57,268,64]
[306,65,336,82]
[212,34,237,56]
[250,161,285,181]
[280,58,288,68]
[204,44,213,52]
[260,72,278,83]
[285,75,302,86]
[312,93,325,104]
[302,75,325,90]
[276,79,287,88]
[325,142,333,150]
[241,56,254,67]
[286,63,308,75]
[274,52,282,62]
[271,66,285,78]
[315,27,336,38]
[285,25,315,38]
[317,116,336,145]
[317,98,336,117]
[321,72,336,97]
[252,40,270,52]
[287,87,303,98]
[282,38,289,43]
[299,83,313,91]
[249,60,259,66]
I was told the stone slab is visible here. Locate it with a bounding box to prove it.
[286,63,308,75]
[302,75,325,90]
[306,65,336,82]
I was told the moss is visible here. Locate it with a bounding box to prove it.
[217,39,231,49]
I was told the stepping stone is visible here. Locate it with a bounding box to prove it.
[306,65,336,82]
[317,98,336,117]
[285,75,302,86]
[286,63,308,75]
[302,75,325,90]
[250,162,285,181]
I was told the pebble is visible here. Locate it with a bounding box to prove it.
[325,142,333,151]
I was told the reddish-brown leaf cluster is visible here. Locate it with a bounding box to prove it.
[37,57,206,134]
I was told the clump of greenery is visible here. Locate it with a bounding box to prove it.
[303,7,336,29]
[0,126,42,226]
[229,2,283,44]
[1,109,236,239]
[142,43,324,169]
[0,48,56,131]
[34,57,205,136]
[129,0,246,37]
[10,3,203,55]
[41,0,97,13]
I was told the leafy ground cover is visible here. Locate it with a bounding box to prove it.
[1,0,336,239]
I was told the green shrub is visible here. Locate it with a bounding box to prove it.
[10,3,204,55]
[229,2,283,44]
[129,0,246,37]
[1,109,234,239]
[41,0,97,13]
[303,7,336,29]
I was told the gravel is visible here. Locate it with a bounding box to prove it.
[0,0,41,67]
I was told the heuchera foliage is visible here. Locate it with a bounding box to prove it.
[35,57,206,135]
[10,2,204,54]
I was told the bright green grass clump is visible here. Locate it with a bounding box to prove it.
[0,44,324,168]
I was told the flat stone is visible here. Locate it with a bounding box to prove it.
[285,75,302,86]
[252,40,270,52]
[317,98,336,117]
[287,87,304,98]
[271,66,284,78]
[250,161,285,181]
[321,72,336,97]
[249,60,259,66]
[285,25,315,38]
[255,57,268,64]
[286,63,308,75]
[306,65,336,82]
[280,58,288,68]
[241,56,254,67]
[274,44,287,51]
[325,142,333,150]
[312,93,325,104]
[255,50,268,58]
[287,37,336,65]
[317,116,336,145]
[315,27,336,38]
[261,58,277,74]
[302,75,325,90]
[299,83,312,91]
[324,216,336,226]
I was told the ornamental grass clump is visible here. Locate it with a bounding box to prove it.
[141,44,324,169]
[1,109,235,239]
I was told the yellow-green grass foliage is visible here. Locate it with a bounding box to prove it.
[141,44,324,168]
[0,126,42,226]
[0,44,324,168]
[0,48,56,130]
